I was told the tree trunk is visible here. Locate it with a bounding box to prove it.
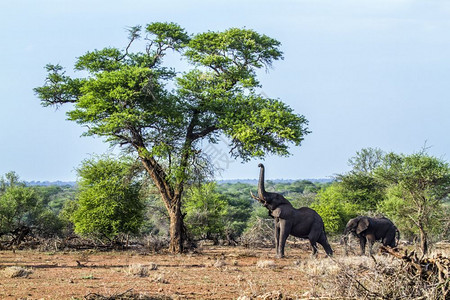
[136,150,186,253]
[168,197,184,253]
[418,224,428,256]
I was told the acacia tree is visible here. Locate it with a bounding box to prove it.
[35,22,309,253]
[375,152,450,255]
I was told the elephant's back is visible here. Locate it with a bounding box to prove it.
[297,206,321,216]
[371,218,396,237]
[296,207,324,224]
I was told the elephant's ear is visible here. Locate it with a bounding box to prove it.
[356,218,369,235]
[272,206,292,219]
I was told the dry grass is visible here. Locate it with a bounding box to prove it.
[151,274,169,284]
[238,290,296,300]
[213,259,226,268]
[125,263,158,277]
[256,260,276,269]
[295,253,448,299]
[2,266,33,278]
[84,289,171,299]
[431,241,450,257]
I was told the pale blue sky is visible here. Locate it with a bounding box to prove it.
[1,0,449,181]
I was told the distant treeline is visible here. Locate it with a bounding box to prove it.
[217,178,333,185]
[24,179,332,187]
[26,181,76,187]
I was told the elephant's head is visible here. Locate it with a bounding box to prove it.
[342,217,368,255]
[251,163,292,210]
[344,217,369,236]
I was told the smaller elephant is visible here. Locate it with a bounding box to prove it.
[343,216,399,256]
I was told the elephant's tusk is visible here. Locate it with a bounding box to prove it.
[250,190,265,204]
[250,190,259,201]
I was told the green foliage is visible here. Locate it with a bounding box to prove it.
[183,182,228,241]
[35,21,309,194]
[376,185,417,238]
[35,22,310,251]
[139,188,170,236]
[0,172,63,240]
[146,22,190,50]
[0,171,20,191]
[246,204,273,228]
[267,180,323,208]
[71,156,145,240]
[375,151,450,247]
[347,147,385,173]
[215,183,253,237]
[33,185,77,213]
[309,161,385,235]
[0,185,40,234]
[309,148,390,234]
[215,96,309,160]
[333,148,387,211]
[183,182,253,242]
[185,28,282,73]
[310,184,360,234]
[337,172,386,211]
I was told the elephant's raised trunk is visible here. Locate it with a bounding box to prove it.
[258,163,266,199]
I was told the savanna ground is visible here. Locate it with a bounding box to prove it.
[0,241,449,300]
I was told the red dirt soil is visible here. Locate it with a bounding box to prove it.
[0,245,325,299]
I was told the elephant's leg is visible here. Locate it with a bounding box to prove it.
[366,234,376,255]
[309,240,318,257]
[277,222,290,258]
[359,237,366,255]
[308,230,320,257]
[383,229,396,248]
[274,218,280,256]
[368,240,375,256]
[318,231,333,257]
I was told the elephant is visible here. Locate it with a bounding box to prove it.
[251,163,333,258]
[342,216,400,256]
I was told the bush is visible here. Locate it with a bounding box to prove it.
[310,184,359,234]
[184,182,228,243]
[71,156,145,241]
[0,172,64,245]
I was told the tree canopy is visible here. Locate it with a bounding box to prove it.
[375,151,450,254]
[35,22,309,252]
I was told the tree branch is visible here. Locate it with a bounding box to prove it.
[190,125,218,140]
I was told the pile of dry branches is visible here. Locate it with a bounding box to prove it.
[239,218,274,248]
[381,246,449,299]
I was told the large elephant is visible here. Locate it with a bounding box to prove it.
[251,163,333,258]
[343,216,399,255]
